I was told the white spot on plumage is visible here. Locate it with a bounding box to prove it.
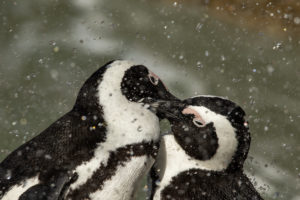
[69,60,160,192]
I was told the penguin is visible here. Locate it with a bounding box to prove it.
[0,60,177,200]
[150,95,263,200]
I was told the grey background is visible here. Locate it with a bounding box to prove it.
[0,0,299,199]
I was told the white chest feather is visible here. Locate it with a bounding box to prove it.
[69,60,160,191]
[2,176,39,200]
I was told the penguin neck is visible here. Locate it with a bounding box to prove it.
[161,135,231,172]
[98,60,160,150]
[156,134,237,194]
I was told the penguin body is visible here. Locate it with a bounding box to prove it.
[151,96,263,200]
[0,60,176,200]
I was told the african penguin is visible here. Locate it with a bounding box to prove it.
[0,60,177,200]
[150,95,263,200]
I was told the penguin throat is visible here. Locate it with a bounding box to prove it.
[97,60,160,147]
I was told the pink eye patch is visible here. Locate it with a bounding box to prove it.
[182,107,206,125]
[148,70,168,90]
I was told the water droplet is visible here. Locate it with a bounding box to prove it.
[182,125,189,131]
[220,55,226,61]
[143,185,148,191]
[195,23,203,32]
[49,41,56,46]
[155,180,161,186]
[272,42,282,50]
[50,70,58,80]
[196,61,203,69]
[137,126,142,132]
[184,137,192,144]
[5,170,12,180]
[53,46,60,52]
[294,17,300,24]
[248,58,253,65]
[238,180,242,186]
[267,65,274,75]
[205,50,209,57]
[20,118,27,125]
[45,154,52,159]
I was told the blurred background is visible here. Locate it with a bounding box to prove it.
[0,0,299,199]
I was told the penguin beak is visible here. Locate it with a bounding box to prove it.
[137,90,182,119]
[150,100,186,120]
[137,97,182,120]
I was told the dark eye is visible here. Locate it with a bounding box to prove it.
[148,74,159,85]
[193,118,205,127]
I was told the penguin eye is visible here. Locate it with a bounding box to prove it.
[148,73,159,85]
[193,118,205,127]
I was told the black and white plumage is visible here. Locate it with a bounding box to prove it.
[150,95,263,200]
[0,60,177,200]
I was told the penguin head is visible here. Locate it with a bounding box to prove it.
[164,95,250,171]
[73,60,177,117]
[120,63,178,111]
